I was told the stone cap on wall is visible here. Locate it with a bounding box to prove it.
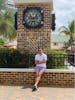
[14,0,53,4]
[0,68,75,73]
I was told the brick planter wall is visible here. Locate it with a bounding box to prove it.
[0,69,75,87]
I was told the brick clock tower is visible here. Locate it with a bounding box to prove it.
[14,0,53,53]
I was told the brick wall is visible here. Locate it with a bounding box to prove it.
[16,3,52,53]
[0,69,75,87]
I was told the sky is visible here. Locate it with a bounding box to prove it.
[8,0,75,34]
[53,0,75,33]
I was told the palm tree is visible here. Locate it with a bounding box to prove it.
[0,0,6,11]
[0,0,16,40]
[59,20,75,49]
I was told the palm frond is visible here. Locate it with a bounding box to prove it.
[69,20,75,34]
[58,20,75,49]
[0,0,6,10]
[0,0,16,40]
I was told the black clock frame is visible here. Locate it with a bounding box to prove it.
[23,7,44,28]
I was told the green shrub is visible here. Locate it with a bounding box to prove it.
[0,48,29,68]
[43,48,66,54]
[43,48,67,69]
[0,48,68,69]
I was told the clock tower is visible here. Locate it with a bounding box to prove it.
[14,0,53,53]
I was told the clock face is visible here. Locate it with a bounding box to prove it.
[23,7,44,28]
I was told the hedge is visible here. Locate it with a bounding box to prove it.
[0,48,67,69]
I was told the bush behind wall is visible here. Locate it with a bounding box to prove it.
[0,48,67,68]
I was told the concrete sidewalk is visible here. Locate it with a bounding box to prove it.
[0,86,75,100]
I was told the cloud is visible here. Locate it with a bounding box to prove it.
[53,0,75,33]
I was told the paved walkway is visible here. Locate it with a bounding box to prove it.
[0,86,75,100]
